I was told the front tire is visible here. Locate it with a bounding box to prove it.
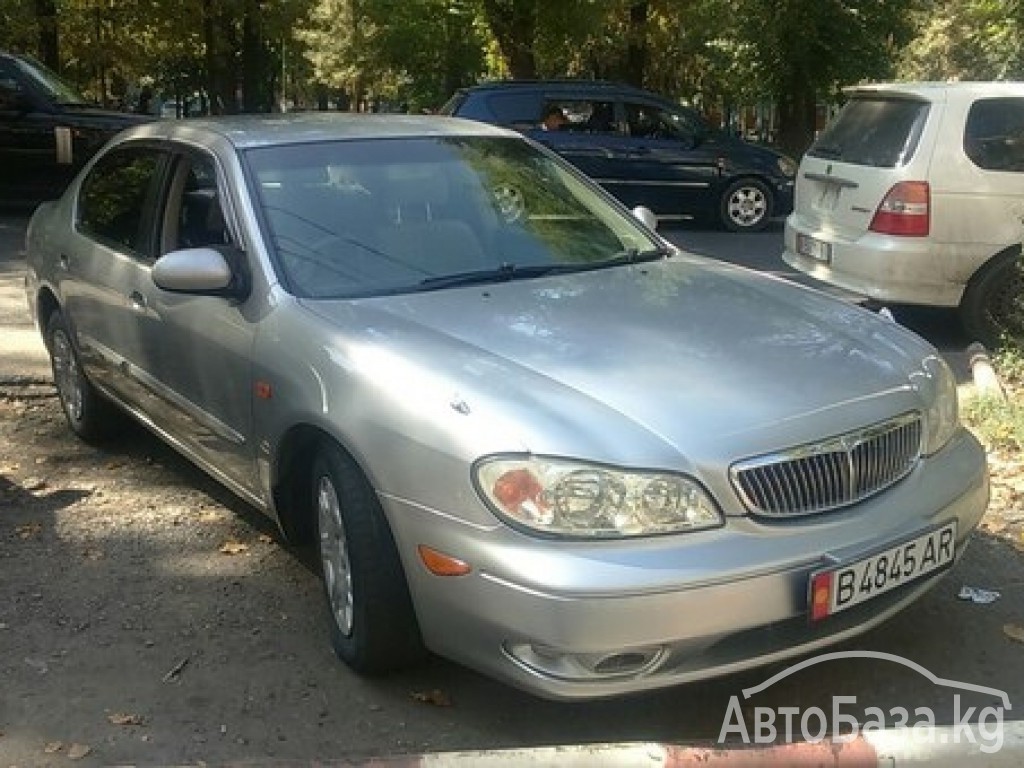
[45,310,118,442]
[720,178,772,232]
[960,248,1024,348]
[312,442,424,674]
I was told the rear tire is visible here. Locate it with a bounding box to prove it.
[959,248,1024,348]
[45,310,119,443]
[720,178,772,232]
[312,441,424,674]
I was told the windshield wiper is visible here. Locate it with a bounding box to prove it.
[416,248,669,291]
[811,144,844,159]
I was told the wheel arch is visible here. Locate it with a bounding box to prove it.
[35,287,62,350]
[270,422,378,548]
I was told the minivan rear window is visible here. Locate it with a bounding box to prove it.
[808,97,929,168]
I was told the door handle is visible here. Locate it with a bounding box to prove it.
[128,290,147,310]
[58,253,70,271]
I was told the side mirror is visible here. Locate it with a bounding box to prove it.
[152,246,248,298]
[632,206,658,231]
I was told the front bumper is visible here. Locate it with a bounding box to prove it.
[387,429,988,700]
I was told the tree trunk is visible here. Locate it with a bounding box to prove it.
[625,1,648,88]
[241,0,265,112]
[481,0,538,79]
[776,83,817,157]
[33,0,59,70]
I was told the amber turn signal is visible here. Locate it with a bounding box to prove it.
[418,545,471,576]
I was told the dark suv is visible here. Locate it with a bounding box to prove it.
[0,52,151,208]
[441,80,796,231]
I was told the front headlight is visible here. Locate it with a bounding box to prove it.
[474,456,723,538]
[915,355,959,455]
[777,155,798,178]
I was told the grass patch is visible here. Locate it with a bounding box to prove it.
[961,343,1024,452]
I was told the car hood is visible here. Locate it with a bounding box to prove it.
[304,255,934,464]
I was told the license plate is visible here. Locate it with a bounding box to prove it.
[809,521,957,621]
[797,233,831,263]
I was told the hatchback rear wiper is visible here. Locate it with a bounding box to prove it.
[417,248,669,291]
[811,144,844,159]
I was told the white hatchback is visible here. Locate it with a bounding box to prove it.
[783,82,1024,345]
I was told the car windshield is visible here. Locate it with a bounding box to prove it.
[13,55,89,106]
[245,136,662,299]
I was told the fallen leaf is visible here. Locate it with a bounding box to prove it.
[68,743,91,760]
[43,741,63,754]
[105,460,126,470]
[108,712,145,726]
[410,688,452,707]
[16,522,42,539]
[219,541,248,555]
[1004,624,1024,644]
[982,520,1007,534]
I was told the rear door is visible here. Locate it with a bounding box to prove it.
[793,93,935,242]
[524,95,638,201]
[66,142,168,406]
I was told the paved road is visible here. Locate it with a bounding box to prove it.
[1,213,1022,765]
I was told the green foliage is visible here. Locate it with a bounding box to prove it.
[899,0,1024,80]
[300,0,486,110]
[962,343,1024,453]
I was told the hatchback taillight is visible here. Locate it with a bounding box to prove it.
[869,181,930,237]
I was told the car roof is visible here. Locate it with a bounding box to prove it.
[456,79,653,97]
[844,81,1024,103]
[124,112,514,149]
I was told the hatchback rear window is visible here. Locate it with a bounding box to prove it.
[808,97,929,168]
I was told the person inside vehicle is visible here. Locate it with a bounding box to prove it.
[540,104,568,131]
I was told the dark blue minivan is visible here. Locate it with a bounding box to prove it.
[442,80,796,231]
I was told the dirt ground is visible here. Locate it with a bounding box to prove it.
[0,384,488,767]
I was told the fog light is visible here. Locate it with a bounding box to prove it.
[505,643,665,680]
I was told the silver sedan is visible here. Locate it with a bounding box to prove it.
[24,114,988,700]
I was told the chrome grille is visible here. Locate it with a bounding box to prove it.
[731,413,922,517]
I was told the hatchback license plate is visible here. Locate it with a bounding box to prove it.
[797,233,831,263]
[809,521,957,621]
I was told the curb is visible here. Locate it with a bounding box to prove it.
[209,723,1024,767]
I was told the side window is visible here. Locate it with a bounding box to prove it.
[162,152,232,253]
[0,59,26,111]
[965,97,1024,173]
[482,92,542,127]
[78,146,163,254]
[545,100,619,134]
[625,102,699,144]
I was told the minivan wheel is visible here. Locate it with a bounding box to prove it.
[312,442,424,674]
[960,248,1024,348]
[45,310,118,442]
[720,178,772,232]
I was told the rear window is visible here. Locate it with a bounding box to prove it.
[808,97,929,168]
[964,97,1024,172]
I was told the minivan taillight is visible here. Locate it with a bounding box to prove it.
[869,181,930,237]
